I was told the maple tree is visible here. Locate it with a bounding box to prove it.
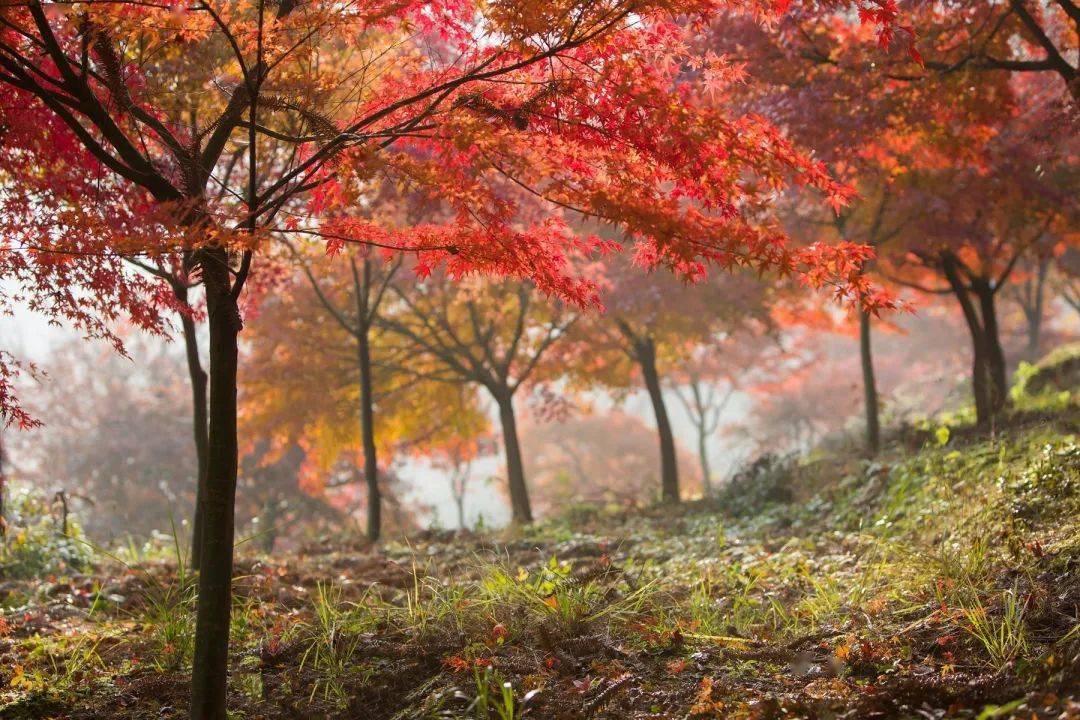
[0,90,211,553]
[1006,236,1060,363]
[702,14,896,454]
[118,254,214,566]
[378,273,577,524]
[878,90,1075,424]
[778,187,908,454]
[572,257,773,503]
[242,257,488,539]
[669,326,775,493]
[427,420,496,529]
[0,0,908,713]
[284,245,400,542]
[899,0,1076,102]
[711,5,1076,432]
[1055,248,1080,321]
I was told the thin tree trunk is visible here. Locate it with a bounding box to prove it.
[697,424,712,498]
[685,379,714,498]
[346,257,382,542]
[942,254,993,426]
[260,496,278,554]
[189,247,241,720]
[357,322,380,543]
[1025,305,1043,364]
[1023,259,1048,362]
[453,489,466,530]
[637,338,679,504]
[178,301,210,571]
[975,282,1008,415]
[495,389,532,524]
[0,431,6,540]
[859,308,881,456]
[450,460,468,530]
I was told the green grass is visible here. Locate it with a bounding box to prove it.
[1,415,1077,718]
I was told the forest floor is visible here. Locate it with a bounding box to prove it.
[1,411,1079,719]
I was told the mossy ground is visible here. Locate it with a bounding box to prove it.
[1,409,1078,719]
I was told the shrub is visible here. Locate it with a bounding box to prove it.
[0,487,92,580]
[1012,343,1080,403]
[719,453,797,517]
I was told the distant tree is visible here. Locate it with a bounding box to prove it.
[673,370,732,498]
[881,97,1074,425]
[573,260,773,503]
[243,262,488,538]
[285,246,401,542]
[1007,242,1056,363]
[428,427,497,530]
[668,329,773,494]
[10,338,197,544]
[1059,248,1080,317]
[379,274,576,524]
[0,0,907,711]
[522,410,700,513]
[781,192,908,455]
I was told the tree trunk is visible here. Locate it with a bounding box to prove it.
[260,496,279,555]
[1025,303,1043,364]
[495,389,532,524]
[697,426,712,498]
[357,322,380,543]
[189,248,241,720]
[974,282,1008,415]
[453,490,466,530]
[637,338,679,504]
[178,302,210,571]
[859,308,881,456]
[1023,259,1048,362]
[0,428,6,539]
[942,253,994,426]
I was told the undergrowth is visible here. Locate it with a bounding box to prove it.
[1,412,1077,719]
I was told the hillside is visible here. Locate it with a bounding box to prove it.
[2,408,1079,719]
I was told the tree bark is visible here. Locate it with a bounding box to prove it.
[189,247,241,720]
[942,254,995,426]
[637,338,679,504]
[1022,259,1048,362]
[0,429,6,540]
[357,321,380,543]
[859,308,881,456]
[1025,305,1042,363]
[974,280,1008,415]
[178,298,210,571]
[495,389,532,524]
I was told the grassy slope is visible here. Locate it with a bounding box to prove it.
[0,411,1078,719]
